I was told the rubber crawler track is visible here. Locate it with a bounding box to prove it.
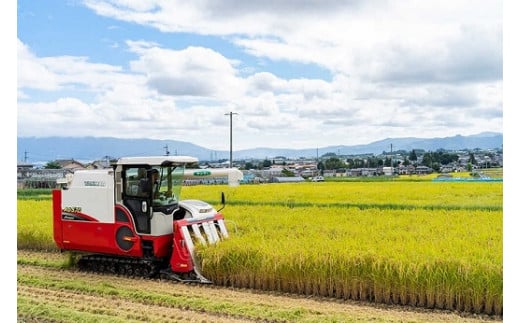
[77,254,209,284]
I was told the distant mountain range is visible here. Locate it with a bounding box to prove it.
[17,132,503,164]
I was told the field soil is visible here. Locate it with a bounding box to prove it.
[17,250,502,323]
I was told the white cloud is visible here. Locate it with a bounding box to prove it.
[18,38,131,95]
[18,98,97,135]
[17,40,60,91]
[128,42,244,100]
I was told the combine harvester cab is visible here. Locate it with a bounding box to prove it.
[52,156,243,283]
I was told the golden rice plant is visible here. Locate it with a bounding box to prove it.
[17,200,56,250]
[198,204,502,315]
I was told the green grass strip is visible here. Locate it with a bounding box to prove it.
[211,200,502,211]
[18,297,138,323]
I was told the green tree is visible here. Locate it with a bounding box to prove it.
[317,161,325,175]
[345,158,354,169]
[324,157,346,170]
[322,152,337,157]
[281,168,294,177]
[421,153,433,168]
[409,150,418,163]
[44,161,61,169]
[366,157,379,168]
[439,153,459,165]
[469,153,477,165]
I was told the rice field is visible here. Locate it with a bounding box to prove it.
[183,181,502,210]
[17,180,503,315]
[184,181,503,315]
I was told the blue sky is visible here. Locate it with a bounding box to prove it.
[16,0,503,152]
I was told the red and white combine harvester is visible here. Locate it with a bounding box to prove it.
[52,156,243,283]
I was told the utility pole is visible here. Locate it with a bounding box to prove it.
[390,143,393,175]
[225,111,238,168]
[316,147,320,176]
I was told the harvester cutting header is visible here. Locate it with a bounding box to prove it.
[52,156,243,283]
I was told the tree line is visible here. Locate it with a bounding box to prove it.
[241,149,499,172]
